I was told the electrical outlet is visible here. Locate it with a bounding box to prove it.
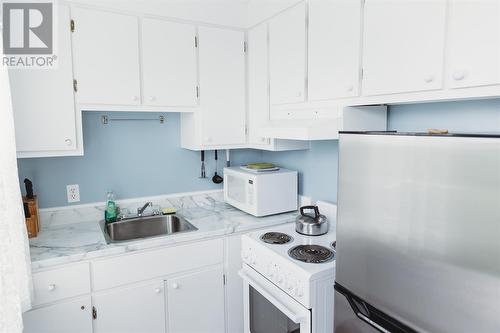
[67,184,80,203]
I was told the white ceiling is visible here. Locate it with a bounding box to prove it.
[68,0,302,28]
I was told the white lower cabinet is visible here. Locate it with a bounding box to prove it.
[23,240,228,333]
[225,235,244,333]
[166,266,225,333]
[92,280,166,333]
[23,297,92,333]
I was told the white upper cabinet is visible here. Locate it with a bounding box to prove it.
[269,2,306,105]
[198,26,246,146]
[142,19,198,106]
[448,0,500,89]
[308,0,362,100]
[362,0,447,96]
[10,4,78,156]
[72,8,141,106]
[248,23,271,147]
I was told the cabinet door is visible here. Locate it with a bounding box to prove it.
[142,19,198,106]
[93,281,165,333]
[269,2,306,105]
[362,0,447,95]
[248,23,271,147]
[308,0,362,100]
[448,0,500,88]
[10,4,77,153]
[167,266,225,333]
[23,297,92,333]
[198,27,246,146]
[72,8,141,106]
[225,236,244,333]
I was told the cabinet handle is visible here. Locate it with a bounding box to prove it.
[205,137,213,143]
[171,283,179,289]
[424,74,435,83]
[296,92,302,97]
[149,96,156,102]
[453,71,465,81]
[133,96,139,101]
[65,139,72,146]
[346,85,354,92]
[47,284,56,291]
[154,288,162,294]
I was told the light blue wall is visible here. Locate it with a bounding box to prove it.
[17,112,262,208]
[17,99,500,208]
[251,98,500,203]
[388,98,500,132]
[261,141,339,203]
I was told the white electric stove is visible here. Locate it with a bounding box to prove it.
[240,222,336,333]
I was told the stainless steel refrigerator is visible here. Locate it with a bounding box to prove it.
[334,132,500,333]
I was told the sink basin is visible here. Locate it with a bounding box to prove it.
[101,215,198,243]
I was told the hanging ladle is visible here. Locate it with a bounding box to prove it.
[212,150,223,184]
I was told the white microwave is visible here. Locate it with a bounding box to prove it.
[223,166,298,217]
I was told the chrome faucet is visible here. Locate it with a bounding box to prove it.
[137,202,153,217]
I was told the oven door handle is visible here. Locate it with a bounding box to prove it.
[239,268,306,323]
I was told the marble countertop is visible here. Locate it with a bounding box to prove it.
[30,191,298,271]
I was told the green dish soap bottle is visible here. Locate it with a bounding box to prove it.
[105,191,117,223]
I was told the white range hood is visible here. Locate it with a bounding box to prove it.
[258,105,388,141]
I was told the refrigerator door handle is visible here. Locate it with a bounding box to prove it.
[357,313,390,333]
[335,283,417,333]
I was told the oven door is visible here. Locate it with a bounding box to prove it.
[239,266,312,333]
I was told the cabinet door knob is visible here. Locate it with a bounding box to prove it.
[133,96,139,101]
[205,137,212,143]
[346,85,354,92]
[453,71,465,81]
[154,288,162,294]
[296,92,302,97]
[171,283,179,289]
[149,96,156,102]
[48,284,56,291]
[65,139,72,146]
[424,74,435,83]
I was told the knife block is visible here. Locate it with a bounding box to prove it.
[23,196,40,238]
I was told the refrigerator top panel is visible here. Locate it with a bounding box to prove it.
[336,133,500,333]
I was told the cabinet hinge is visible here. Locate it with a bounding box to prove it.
[92,306,97,320]
[223,274,226,285]
[196,86,199,98]
[70,19,75,32]
[243,41,247,53]
[195,36,198,48]
[73,79,78,92]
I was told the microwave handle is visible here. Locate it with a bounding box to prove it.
[239,268,305,323]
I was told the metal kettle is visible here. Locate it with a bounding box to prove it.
[295,205,329,236]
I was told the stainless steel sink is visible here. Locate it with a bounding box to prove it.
[101,215,198,243]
